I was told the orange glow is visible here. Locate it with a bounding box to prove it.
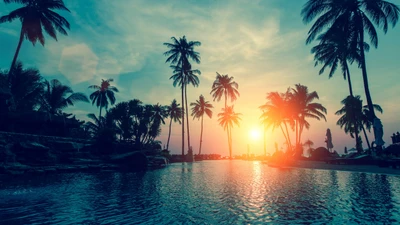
[249,128,261,141]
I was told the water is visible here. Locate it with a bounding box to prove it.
[1,160,400,224]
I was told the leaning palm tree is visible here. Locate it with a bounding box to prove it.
[39,79,89,115]
[191,95,213,155]
[0,0,71,73]
[88,78,119,118]
[218,106,241,159]
[166,99,182,151]
[164,35,201,159]
[302,0,400,147]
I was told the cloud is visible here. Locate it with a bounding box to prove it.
[59,43,99,84]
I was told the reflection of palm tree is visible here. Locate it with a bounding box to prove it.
[166,99,182,151]
[164,36,201,159]
[218,106,241,159]
[39,79,89,115]
[0,0,71,73]
[88,79,119,118]
[191,95,213,155]
[302,0,400,147]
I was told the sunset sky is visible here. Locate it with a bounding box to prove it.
[1,0,399,156]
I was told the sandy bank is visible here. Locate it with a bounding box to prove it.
[285,160,400,176]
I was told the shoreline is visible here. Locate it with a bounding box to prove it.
[286,160,400,176]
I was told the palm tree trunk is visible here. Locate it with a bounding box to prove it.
[9,27,24,77]
[345,63,354,97]
[226,127,231,159]
[263,125,266,157]
[280,124,289,152]
[229,126,233,159]
[359,26,380,147]
[199,115,204,155]
[283,122,293,153]
[181,85,185,160]
[184,84,191,156]
[361,126,371,150]
[166,117,172,150]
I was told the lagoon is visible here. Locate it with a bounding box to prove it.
[1,160,400,224]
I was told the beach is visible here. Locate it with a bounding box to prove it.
[288,160,400,176]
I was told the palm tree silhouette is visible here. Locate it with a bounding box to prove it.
[191,95,213,155]
[218,106,241,159]
[361,102,383,150]
[210,72,240,108]
[1,61,43,111]
[39,79,89,115]
[164,36,201,159]
[170,64,200,156]
[166,99,182,151]
[311,30,367,97]
[260,91,293,152]
[0,0,71,73]
[290,84,327,155]
[302,0,400,147]
[88,79,119,118]
[336,95,364,152]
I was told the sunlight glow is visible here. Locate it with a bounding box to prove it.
[249,128,261,141]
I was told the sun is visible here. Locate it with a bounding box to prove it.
[249,128,261,141]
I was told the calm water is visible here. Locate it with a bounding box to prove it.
[1,160,400,224]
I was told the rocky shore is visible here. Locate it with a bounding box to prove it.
[0,132,167,176]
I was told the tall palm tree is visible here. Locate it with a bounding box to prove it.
[170,65,201,155]
[166,99,182,151]
[89,78,119,118]
[210,72,240,108]
[191,95,213,155]
[164,35,201,159]
[0,0,71,73]
[218,106,241,159]
[335,95,364,152]
[302,0,400,147]
[290,84,327,155]
[39,79,89,115]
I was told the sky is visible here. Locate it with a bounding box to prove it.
[1,0,399,157]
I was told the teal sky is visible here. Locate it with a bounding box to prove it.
[1,0,399,156]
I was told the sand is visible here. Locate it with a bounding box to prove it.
[286,160,400,176]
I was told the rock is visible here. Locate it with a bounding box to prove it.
[110,152,148,171]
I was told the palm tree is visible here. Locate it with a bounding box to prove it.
[166,99,182,151]
[0,61,44,111]
[191,95,213,155]
[210,72,240,108]
[260,91,294,152]
[303,139,314,157]
[39,79,88,115]
[290,84,327,155]
[311,29,367,97]
[335,95,364,152]
[0,0,71,73]
[302,0,400,147]
[218,106,241,159]
[361,103,383,150]
[164,36,201,159]
[170,65,201,156]
[89,78,119,118]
